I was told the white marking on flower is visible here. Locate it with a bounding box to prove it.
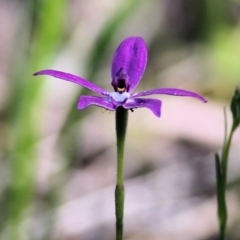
[109,92,130,103]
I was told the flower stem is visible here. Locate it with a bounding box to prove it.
[218,125,234,240]
[216,108,236,240]
[115,107,128,240]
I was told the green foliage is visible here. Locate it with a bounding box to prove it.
[215,87,240,240]
[2,0,66,239]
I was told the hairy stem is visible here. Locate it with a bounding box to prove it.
[115,107,128,240]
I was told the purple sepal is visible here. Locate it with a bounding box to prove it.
[78,95,116,111]
[133,88,207,103]
[111,37,147,93]
[34,69,106,95]
[124,98,161,117]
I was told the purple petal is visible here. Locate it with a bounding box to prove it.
[133,88,207,102]
[78,95,116,111]
[111,37,147,93]
[34,69,106,95]
[124,98,161,117]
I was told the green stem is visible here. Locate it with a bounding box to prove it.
[217,87,240,240]
[115,185,124,240]
[221,126,234,180]
[115,107,128,240]
[218,124,235,240]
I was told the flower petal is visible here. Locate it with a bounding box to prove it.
[133,88,207,102]
[124,98,161,117]
[111,37,147,93]
[78,95,116,111]
[34,69,106,95]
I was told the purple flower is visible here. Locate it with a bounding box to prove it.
[34,37,206,117]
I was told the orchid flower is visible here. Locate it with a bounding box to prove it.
[34,36,207,240]
[34,37,206,117]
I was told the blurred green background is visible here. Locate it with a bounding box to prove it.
[0,0,240,239]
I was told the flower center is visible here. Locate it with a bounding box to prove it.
[117,79,126,93]
[112,68,130,93]
[109,92,130,104]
